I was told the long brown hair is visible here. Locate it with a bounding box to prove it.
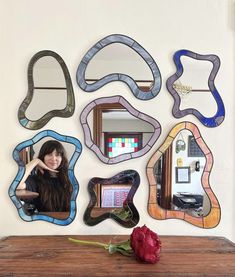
[37,140,72,212]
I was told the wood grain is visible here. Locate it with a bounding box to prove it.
[0,235,234,276]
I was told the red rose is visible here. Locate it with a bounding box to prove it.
[130,225,161,264]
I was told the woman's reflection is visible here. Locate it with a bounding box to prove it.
[17,140,72,215]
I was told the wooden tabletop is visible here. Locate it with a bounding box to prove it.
[0,235,234,276]
[39,211,70,219]
[15,189,39,200]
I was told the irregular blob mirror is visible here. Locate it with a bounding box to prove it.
[18,50,75,130]
[166,49,225,127]
[76,34,162,100]
[83,170,140,227]
[9,130,82,225]
[147,122,220,228]
[80,95,161,164]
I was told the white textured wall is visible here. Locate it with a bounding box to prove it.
[0,0,234,241]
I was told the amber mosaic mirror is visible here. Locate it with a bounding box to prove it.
[147,121,220,228]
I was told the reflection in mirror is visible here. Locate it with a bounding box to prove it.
[9,130,82,225]
[18,50,75,130]
[83,170,140,228]
[80,95,161,164]
[76,34,162,100]
[166,49,225,127]
[147,122,220,228]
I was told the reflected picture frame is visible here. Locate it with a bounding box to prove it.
[101,184,131,208]
[175,166,191,183]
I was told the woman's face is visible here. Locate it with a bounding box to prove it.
[43,149,62,170]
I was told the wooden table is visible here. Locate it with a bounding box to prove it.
[0,235,234,276]
[15,189,39,200]
[39,212,70,219]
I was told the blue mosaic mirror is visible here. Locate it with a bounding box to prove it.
[166,49,225,127]
[9,130,82,225]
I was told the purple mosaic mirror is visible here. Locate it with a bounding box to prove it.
[80,95,161,164]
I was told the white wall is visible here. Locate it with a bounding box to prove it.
[0,0,234,241]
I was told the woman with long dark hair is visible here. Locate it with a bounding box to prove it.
[17,140,72,212]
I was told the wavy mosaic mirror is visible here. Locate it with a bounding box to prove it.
[166,49,225,127]
[80,95,161,164]
[83,170,140,228]
[18,50,75,130]
[147,122,220,228]
[9,130,82,225]
[76,34,162,100]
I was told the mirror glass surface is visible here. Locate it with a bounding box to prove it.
[33,56,66,87]
[80,95,161,164]
[18,50,75,130]
[85,43,154,91]
[25,89,67,120]
[173,57,216,117]
[83,170,140,228]
[88,104,155,158]
[9,130,82,225]
[25,56,67,120]
[147,122,220,228]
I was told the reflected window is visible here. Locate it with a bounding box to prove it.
[104,133,142,158]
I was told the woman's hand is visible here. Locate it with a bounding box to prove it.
[36,158,59,175]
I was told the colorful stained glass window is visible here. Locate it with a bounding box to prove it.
[104,133,142,158]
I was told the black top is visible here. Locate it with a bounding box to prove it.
[25,173,67,212]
